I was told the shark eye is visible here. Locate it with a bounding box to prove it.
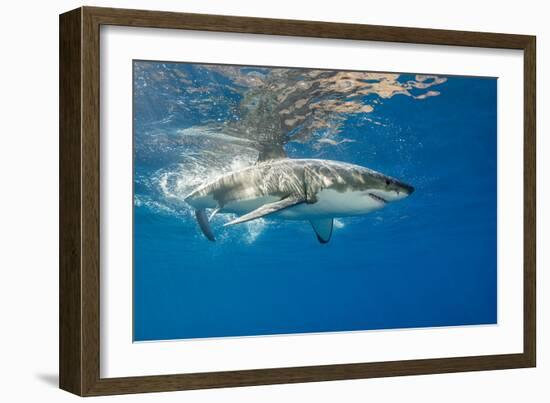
[385,179,391,186]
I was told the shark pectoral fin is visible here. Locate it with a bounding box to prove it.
[195,209,216,241]
[309,218,334,244]
[224,196,304,226]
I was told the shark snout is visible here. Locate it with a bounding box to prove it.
[388,177,414,197]
[401,183,415,196]
[393,182,415,200]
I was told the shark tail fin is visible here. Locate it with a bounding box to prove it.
[309,218,334,244]
[195,209,216,241]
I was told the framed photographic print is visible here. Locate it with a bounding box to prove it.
[59,6,536,396]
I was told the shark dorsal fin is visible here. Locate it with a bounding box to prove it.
[309,218,334,243]
[224,196,304,226]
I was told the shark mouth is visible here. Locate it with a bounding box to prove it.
[367,192,388,204]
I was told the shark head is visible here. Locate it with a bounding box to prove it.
[312,163,415,214]
[363,173,415,204]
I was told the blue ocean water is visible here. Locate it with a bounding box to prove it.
[133,61,497,341]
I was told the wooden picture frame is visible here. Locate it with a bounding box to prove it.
[59,6,536,396]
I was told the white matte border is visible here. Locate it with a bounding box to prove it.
[100,26,524,378]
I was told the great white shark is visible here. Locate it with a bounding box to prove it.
[184,157,414,243]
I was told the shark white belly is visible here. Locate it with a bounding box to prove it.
[276,189,385,219]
